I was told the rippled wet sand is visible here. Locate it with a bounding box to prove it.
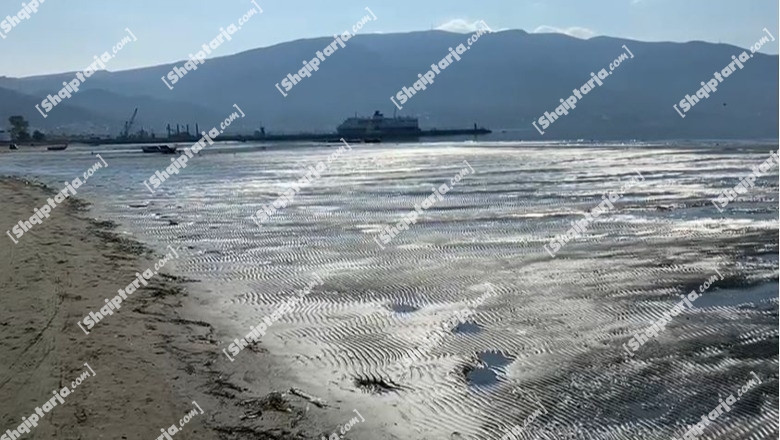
[3,141,777,439]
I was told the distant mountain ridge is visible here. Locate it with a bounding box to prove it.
[0,29,776,139]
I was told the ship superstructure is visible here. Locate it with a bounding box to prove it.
[337,111,421,138]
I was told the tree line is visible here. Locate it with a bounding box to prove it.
[8,116,45,142]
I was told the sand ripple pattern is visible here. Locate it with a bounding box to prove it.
[2,142,776,439]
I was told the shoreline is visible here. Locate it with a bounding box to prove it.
[1,140,775,440]
[0,177,343,439]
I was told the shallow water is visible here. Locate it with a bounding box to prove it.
[2,141,777,439]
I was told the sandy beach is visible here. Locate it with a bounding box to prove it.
[1,2,777,437]
[0,142,776,440]
[0,177,348,440]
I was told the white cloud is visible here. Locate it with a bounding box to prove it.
[532,26,597,39]
[435,19,490,33]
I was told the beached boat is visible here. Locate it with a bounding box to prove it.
[141,145,177,154]
[47,144,68,151]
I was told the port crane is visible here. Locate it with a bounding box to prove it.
[121,108,138,139]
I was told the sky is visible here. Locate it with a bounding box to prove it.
[1,0,777,77]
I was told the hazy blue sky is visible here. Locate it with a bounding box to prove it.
[1,0,777,77]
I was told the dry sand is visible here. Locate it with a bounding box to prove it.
[0,178,342,439]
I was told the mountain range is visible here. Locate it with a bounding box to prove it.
[0,29,777,140]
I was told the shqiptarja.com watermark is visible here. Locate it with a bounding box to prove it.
[2,363,95,440]
[319,409,365,440]
[544,169,643,258]
[223,272,323,362]
[398,283,497,377]
[533,44,634,135]
[6,155,108,244]
[36,28,137,118]
[391,21,492,110]
[373,160,475,249]
[673,28,775,118]
[250,139,354,226]
[498,389,548,440]
[622,269,723,357]
[143,104,245,193]
[671,372,762,440]
[78,245,180,335]
[711,149,778,212]
[0,0,45,40]
[276,7,376,97]
[162,1,262,90]
[153,401,204,440]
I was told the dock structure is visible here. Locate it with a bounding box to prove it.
[82,127,491,146]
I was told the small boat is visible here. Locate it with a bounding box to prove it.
[47,144,68,151]
[141,146,161,153]
[9,143,18,150]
